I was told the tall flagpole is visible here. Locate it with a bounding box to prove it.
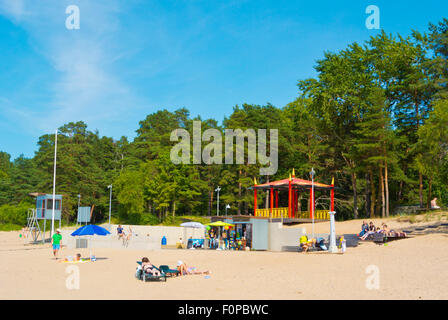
[310,167,315,240]
[108,184,113,230]
[51,130,58,237]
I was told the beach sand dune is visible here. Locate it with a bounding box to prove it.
[1,226,447,300]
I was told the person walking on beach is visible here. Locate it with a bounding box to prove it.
[52,229,62,260]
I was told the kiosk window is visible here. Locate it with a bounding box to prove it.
[47,200,61,210]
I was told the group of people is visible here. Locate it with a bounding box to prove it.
[137,257,210,277]
[207,226,248,250]
[358,221,406,240]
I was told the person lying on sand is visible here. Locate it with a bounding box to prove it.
[176,260,210,276]
[59,253,83,262]
[141,257,161,276]
[378,225,406,237]
[386,226,407,237]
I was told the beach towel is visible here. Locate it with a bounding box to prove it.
[59,260,88,264]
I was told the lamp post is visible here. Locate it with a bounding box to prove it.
[51,129,58,238]
[77,194,81,226]
[309,167,315,240]
[215,186,221,216]
[107,184,112,230]
[225,204,230,217]
[328,211,338,253]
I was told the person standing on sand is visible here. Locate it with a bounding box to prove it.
[222,230,228,249]
[209,229,215,249]
[52,229,62,260]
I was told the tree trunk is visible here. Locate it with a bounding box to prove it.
[427,178,432,209]
[370,169,375,218]
[419,172,424,208]
[385,159,389,217]
[172,201,176,217]
[238,170,242,215]
[415,97,424,209]
[352,172,358,219]
[365,172,371,218]
[379,166,385,218]
[398,180,404,202]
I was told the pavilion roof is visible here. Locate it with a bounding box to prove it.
[252,177,333,190]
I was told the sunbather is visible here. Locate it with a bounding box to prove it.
[387,226,407,237]
[176,260,210,275]
[141,257,161,276]
[60,253,83,262]
[382,224,394,236]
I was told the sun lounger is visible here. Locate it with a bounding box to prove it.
[159,265,180,277]
[372,233,407,244]
[136,261,167,282]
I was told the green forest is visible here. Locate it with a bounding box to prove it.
[1,19,448,228]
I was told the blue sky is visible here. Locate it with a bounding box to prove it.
[0,0,447,160]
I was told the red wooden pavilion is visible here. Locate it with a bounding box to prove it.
[252,169,334,220]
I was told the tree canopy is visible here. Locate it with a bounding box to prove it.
[1,19,448,225]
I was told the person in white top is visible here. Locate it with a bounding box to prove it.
[431,197,441,209]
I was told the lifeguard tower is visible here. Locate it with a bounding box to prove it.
[26,193,62,243]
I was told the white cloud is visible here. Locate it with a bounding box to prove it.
[0,0,143,136]
[0,0,28,21]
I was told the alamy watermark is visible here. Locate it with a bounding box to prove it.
[170,121,278,175]
[365,264,380,290]
[365,5,380,30]
[65,265,80,290]
[65,5,80,30]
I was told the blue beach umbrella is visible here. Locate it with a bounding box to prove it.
[71,225,111,260]
[71,224,111,236]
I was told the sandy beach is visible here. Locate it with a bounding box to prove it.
[1,217,448,300]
